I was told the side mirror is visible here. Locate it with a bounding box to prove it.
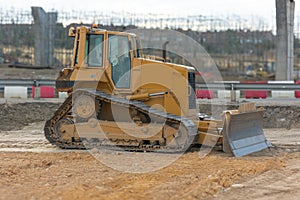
[68,27,76,37]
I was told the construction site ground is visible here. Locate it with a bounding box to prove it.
[0,116,300,200]
[1,66,300,199]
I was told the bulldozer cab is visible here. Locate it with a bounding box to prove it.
[59,26,196,118]
[68,25,142,92]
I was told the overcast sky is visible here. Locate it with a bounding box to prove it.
[0,0,279,16]
[0,0,299,23]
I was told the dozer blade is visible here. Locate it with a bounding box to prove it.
[223,110,271,157]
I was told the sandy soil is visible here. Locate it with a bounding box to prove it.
[0,122,300,200]
[0,151,290,200]
[209,156,300,200]
[1,66,300,199]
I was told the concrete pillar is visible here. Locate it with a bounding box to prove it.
[47,12,57,67]
[275,0,295,81]
[31,7,57,67]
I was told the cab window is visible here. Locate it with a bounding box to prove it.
[85,34,104,67]
[108,35,131,88]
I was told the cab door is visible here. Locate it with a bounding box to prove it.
[108,34,131,89]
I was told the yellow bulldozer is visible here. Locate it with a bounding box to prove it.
[44,25,271,157]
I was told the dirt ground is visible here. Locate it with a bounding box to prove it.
[1,66,300,199]
[0,122,300,200]
[0,64,59,79]
[0,101,60,131]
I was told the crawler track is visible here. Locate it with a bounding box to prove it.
[44,90,198,152]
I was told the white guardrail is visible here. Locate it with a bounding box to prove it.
[0,79,300,100]
[197,80,300,101]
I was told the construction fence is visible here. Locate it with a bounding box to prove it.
[0,6,300,78]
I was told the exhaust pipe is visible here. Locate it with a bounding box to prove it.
[162,41,169,62]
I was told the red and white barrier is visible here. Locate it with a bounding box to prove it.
[217,90,240,99]
[196,90,215,99]
[268,81,295,98]
[242,81,267,99]
[58,92,68,99]
[32,86,55,98]
[295,81,300,98]
[4,86,28,99]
